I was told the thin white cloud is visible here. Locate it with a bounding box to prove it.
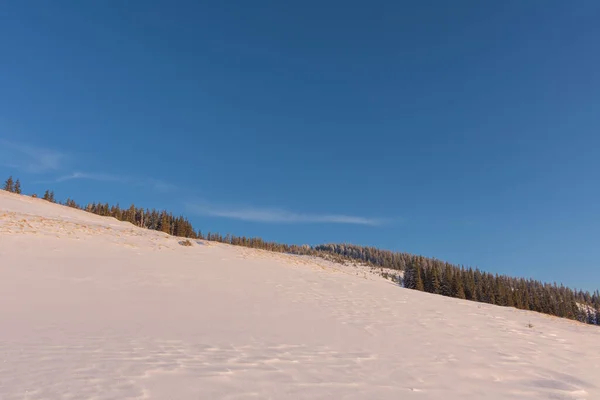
[146,178,178,193]
[187,203,385,226]
[48,172,176,194]
[54,171,126,183]
[0,139,65,172]
[0,138,177,193]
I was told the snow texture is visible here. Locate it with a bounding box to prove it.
[1,190,599,399]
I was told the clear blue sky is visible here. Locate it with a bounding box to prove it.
[1,1,599,291]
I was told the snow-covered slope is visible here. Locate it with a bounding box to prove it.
[1,190,599,400]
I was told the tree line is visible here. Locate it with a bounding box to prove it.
[402,257,600,324]
[3,176,599,326]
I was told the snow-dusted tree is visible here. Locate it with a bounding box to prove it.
[587,309,596,325]
[403,263,415,289]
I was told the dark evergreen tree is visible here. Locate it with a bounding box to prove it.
[403,264,416,289]
[451,272,466,299]
[415,263,425,292]
[3,176,14,192]
[440,265,453,297]
[425,265,441,294]
[587,309,596,325]
[14,179,21,194]
[463,269,476,300]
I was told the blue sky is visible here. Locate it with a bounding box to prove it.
[1,1,599,291]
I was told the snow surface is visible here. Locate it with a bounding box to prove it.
[1,190,599,400]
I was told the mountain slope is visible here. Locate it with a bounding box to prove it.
[1,190,599,399]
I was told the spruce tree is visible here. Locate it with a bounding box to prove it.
[127,204,136,224]
[505,286,514,307]
[415,264,425,291]
[463,269,476,300]
[587,309,595,325]
[451,273,466,299]
[429,266,441,294]
[160,212,170,233]
[14,179,21,194]
[403,264,415,289]
[424,267,432,293]
[440,265,453,297]
[3,176,14,192]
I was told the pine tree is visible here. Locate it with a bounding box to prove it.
[3,176,14,192]
[451,272,466,299]
[415,264,425,292]
[427,266,441,294]
[463,269,476,300]
[43,190,51,201]
[587,309,596,325]
[14,179,21,194]
[423,267,432,292]
[160,212,170,233]
[127,204,136,224]
[440,265,453,297]
[403,264,415,289]
[505,286,515,308]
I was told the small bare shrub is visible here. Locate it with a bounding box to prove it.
[179,239,193,247]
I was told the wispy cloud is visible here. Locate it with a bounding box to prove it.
[0,139,65,172]
[54,171,127,183]
[0,138,177,193]
[46,171,176,194]
[187,203,386,226]
[146,178,178,193]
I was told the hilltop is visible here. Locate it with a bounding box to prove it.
[1,190,599,399]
